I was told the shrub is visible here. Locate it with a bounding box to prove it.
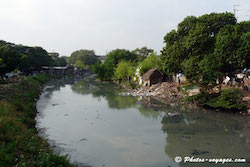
[30,75,49,84]
[184,88,245,111]
[0,79,8,84]
[206,88,244,110]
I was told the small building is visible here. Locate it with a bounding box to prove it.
[142,69,163,87]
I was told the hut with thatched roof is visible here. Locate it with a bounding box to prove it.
[142,69,163,87]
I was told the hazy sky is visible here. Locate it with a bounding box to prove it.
[0,0,249,56]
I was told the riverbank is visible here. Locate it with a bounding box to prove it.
[120,81,250,114]
[0,75,76,167]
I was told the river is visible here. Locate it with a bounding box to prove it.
[36,77,250,167]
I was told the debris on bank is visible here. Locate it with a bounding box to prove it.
[120,82,184,104]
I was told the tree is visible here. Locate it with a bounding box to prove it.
[177,16,197,36]
[18,46,54,72]
[49,52,67,66]
[69,49,99,69]
[104,49,138,67]
[75,60,86,69]
[93,62,113,80]
[114,61,133,81]
[161,12,239,87]
[57,56,67,66]
[161,30,186,76]
[132,47,154,61]
[0,45,22,75]
[94,49,138,80]
[214,22,250,76]
[0,40,56,74]
[139,53,162,75]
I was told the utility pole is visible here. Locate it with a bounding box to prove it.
[233,5,240,16]
[233,4,250,21]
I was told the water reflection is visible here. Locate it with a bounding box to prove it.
[71,78,137,109]
[161,107,250,167]
[37,77,250,167]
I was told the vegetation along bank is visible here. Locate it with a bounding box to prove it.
[93,12,250,113]
[0,75,77,167]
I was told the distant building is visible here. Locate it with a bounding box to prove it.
[41,66,69,75]
[142,69,163,87]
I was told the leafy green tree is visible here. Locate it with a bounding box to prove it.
[49,52,67,66]
[237,32,250,68]
[18,46,54,72]
[139,53,162,75]
[75,59,86,68]
[93,49,138,80]
[0,46,22,75]
[93,62,113,80]
[132,47,154,61]
[57,56,67,66]
[0,58,6,70]
[104,49,138,67]
[214,23,250,76]
[161,30,186,76]
[114,61,133,81]
[0,40,56,74]
[177,16,197,36]
[69,49,99,69]
[162,12,239,87]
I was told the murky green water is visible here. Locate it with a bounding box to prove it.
[36,77,250,167]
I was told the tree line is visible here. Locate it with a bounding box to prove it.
[0,41,101,76]
[0,41,67,76]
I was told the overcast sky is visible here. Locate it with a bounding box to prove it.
[0,0,249,56]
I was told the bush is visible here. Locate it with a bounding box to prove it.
[30,75,49,84]
[184,88,245,111]
[0,79,8,84]
[206,88,244,110]
[184,93,215,104]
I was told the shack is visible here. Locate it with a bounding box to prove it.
[142,69,163,87]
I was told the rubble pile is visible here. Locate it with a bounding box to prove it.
[125,82,184,104]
